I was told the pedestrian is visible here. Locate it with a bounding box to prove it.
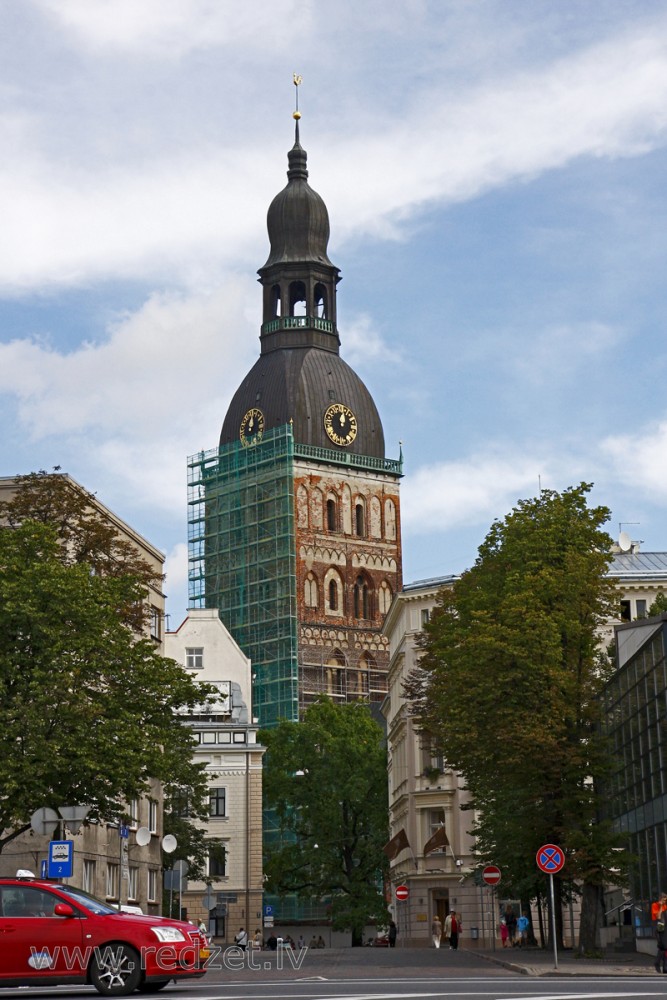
[388,921,397,948]
[443,911,452,947]
[500,919,509,948]
[234,926,248,951]
[431,914,442,948]
[516,913,529,947]
[297,934,306,949]
[316,935,326,948]
[267,932,278,951]
[253,928,263,950]
[449,911,461,950]
[504,904,517,946]
[656,918,667,974]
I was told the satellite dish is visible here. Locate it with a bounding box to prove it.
[30,807,59,836]
[162,834,177,854]
[619,531,632,552]
[135,827,151,847]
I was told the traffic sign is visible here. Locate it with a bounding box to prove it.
[48,840,73,879]
[536,843,565,874]
[395,884,409,901]
[482,864,501,886]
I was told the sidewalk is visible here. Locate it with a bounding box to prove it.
[477,945,660,977]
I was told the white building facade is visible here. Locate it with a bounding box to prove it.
[165,609,264,942]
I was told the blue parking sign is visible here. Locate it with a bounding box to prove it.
[48,840,73,878]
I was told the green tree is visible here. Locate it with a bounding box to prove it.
[260,698,389,945]
[0,520,210,854]
[406,484,627,953]
[648,592,667,617]
[0,470,161,631]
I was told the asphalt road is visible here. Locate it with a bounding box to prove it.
[1,947,665,1000]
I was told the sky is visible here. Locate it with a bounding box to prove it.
[2,0,667,626]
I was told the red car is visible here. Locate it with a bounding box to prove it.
[0,877,209,995]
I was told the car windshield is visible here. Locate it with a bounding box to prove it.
[55,885,122,915]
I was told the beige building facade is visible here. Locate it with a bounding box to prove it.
[382,576,497,948]
[165,609,264,942]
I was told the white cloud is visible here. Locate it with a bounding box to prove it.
[34,0,309,57]
[343,314,403,368]
[1,14,667,291]
[402,452,547,533]
[0,279,258,507]
[601,420,667,501]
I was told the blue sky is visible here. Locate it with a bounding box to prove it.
[1,0,667,625]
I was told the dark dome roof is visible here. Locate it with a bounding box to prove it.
[220,348,385,458]
[261,137,334,270]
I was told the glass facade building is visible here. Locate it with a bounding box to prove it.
[602,613,667,939]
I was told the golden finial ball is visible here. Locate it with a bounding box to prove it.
[293,111,301,120]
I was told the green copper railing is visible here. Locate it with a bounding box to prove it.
[262,316,336,335]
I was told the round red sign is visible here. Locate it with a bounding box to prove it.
[395,884,409,901]
[536,843,565,874]
[482,864,501,885]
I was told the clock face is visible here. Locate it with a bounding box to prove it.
[324,403,358,447]
[239,407,265,447]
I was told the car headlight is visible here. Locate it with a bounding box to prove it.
[151,927,186,942]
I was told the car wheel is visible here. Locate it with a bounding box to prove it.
[137,982,171,993]
[90,943,142,996]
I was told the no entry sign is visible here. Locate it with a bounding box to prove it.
[482,864,501,886]
[536,843,565,874]
[395,884,409,901]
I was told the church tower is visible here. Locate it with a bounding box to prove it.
[188,112,402,728]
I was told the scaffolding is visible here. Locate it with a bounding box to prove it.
[188,425,299,727]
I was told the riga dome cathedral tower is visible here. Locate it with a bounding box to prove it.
[187,93,403,728]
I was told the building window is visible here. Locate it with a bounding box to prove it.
[329,579,338,611]
[106,864,120,900]
[83,859,96,894]
[355,501,365,537]
[186,647,204,670]
[148,869,158,902]
[427,808,447,853]
[202,731,216,744]
[209,846,227,877]
[209,787,226,818]
[149,605,162,640]
[421,608,430,627]
[233,731,246,743]
[148,800,158,834]
[636,599,647,619]
[620,599,631,622]
[327,498,337,531]
[129,798,140,828]
[128,867,139,901]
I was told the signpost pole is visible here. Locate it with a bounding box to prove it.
[549,873,558,970]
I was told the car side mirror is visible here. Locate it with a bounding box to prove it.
[54,903,75,918]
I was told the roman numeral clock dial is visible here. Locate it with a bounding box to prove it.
[324,403,358,447]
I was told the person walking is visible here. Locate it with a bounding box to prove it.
[449,911,460,950]
[234,926,248,951]
[388,921,397,947]
[443,911,452,947]
[656,918,667,974]
[504,905,517,946]
[431,914,442,948]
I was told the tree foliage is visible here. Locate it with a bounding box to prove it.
[0,506,211,857]
[260,698,389,944]
[0,471,161,631]
[406,484,627,952]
